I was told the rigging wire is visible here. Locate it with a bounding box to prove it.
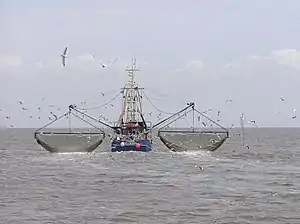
[70,112,105,132]
[76,90,122,111]
[141,89,178,115]
[143,88,187,104]
[194,108,228,131]
[142,89,227,132]
[159,108,194,130]
[34,111,70,133]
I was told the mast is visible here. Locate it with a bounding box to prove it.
[240,113,245,147]
[121,58,143,124]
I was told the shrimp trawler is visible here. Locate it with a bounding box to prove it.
[34,58,229,153]
[110,58,152,152]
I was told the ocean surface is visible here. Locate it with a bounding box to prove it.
[1,128,300,224]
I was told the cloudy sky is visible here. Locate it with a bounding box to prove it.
[1,0,300,128]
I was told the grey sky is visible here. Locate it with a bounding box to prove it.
[1,0,300,128]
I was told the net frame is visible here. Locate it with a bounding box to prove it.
[154,103,229,151]
[34,105,108,153]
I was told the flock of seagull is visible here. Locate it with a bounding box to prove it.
[0,97,117,128]
[0,46,298,134]
[0,46,120,127]
[1,99,61,128]
[0,91,298,131]
[0,90,298,157]
[1,46,298,174]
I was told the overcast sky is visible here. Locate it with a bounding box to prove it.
[1,0,300,128]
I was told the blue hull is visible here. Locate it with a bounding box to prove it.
[111,139,152,152]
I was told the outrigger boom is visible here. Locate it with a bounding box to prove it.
[69,104,115,130]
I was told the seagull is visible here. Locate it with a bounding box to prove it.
[91,53,115,68]
[194,164,204,170]
[249,120,259,127]
[61,46,68,66]
[100,58,118,68]
[225,98,233,103]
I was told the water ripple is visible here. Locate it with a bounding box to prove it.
[1,128,300,223]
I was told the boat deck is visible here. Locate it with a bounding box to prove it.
[111,137,152,152]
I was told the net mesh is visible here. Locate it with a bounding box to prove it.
[35,131,105,153]
[159,130,227,152]
[157,105,229,152]
[34,107,106,153]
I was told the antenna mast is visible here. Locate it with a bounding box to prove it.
[126,58,139,86]
[240,113,245,147]
[121,58,143,124]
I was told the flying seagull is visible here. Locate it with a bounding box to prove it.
[225,98,233,103]
[91,52,118,68]
[101,57,118,68]
[61,46,68,66]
